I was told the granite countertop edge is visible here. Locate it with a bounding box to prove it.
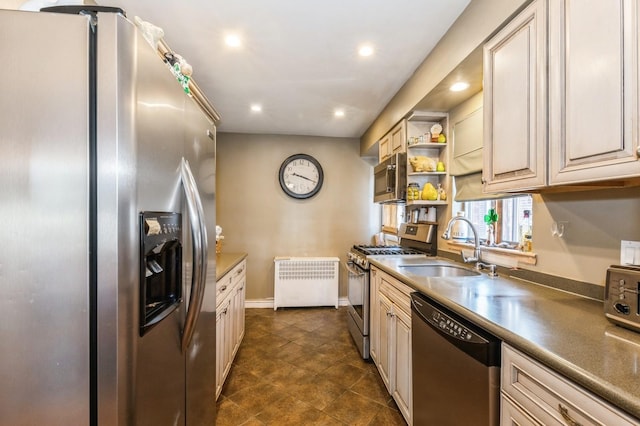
[369,256,640,420]
[213,252,248,281]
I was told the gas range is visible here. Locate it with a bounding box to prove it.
[348,223,437,270]
[345,222,437,359]
[347,245,427,269]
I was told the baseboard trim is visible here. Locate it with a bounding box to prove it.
[245,297,349,309]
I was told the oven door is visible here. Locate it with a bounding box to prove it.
[345,260,369,335]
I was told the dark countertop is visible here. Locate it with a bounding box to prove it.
[369,256,640,420]
[214,252,247,281]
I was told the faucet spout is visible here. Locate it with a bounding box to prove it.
[442,215,497,276]
[442,215,479,261]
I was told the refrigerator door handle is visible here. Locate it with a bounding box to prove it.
[180,157,209,353]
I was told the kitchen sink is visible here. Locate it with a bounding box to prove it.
[397,264,481,277]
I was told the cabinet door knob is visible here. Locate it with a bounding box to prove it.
[636,146,640,157]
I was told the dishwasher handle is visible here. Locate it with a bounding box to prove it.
[411,293,500,367]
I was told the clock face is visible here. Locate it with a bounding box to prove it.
[278,154,324,199]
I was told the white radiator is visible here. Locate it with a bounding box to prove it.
[273,257,339,310]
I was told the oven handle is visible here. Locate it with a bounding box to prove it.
[344,260,366,276]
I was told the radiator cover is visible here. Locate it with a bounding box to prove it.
[273,257,339,310]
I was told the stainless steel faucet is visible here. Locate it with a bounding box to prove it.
[442,215,498,277]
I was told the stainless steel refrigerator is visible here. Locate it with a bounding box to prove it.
[0,6,219,425]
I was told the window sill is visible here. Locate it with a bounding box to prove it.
[444,241,537,267]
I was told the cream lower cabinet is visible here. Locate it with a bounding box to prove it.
[215,259,246,399]
[372,267,413,425]
[369,267,381,364]
[392,305,411,423]
[501,344,638,426]
[215,297,232,399]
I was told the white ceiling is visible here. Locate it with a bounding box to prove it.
[3,0,472,138]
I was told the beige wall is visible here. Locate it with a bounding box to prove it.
[531,188,640,285]
[360,0,530,154]
[216,132,379,302]
[443,93,640,286]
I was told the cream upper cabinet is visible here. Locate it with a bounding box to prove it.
[548,0,640,184]
[483,0,547,192]
[390,120,406,155]
[378,131,392,163]
[378,120,407,163]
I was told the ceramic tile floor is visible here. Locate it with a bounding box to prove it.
[215,307,406,425]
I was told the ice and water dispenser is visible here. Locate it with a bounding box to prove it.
[139,211,182,335]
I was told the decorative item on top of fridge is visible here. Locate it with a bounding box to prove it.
[163,52,193,94]
[133,15,193,95]
[215,225,224,254]
[134,16,165,49]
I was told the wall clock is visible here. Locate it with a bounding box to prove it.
[278,153,324,199]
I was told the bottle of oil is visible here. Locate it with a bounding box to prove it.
[520,210,533,252]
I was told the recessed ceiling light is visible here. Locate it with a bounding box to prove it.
[250,104,262,112]
[334,109,345,117]
[225,34,242,48]
[450,82,470,92]
[358,45,374,57]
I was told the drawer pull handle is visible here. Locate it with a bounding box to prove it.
[220,285,227,292]
[236,267,244,275]
[558,404,582,426]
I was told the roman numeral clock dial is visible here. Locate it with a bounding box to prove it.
[278,154,324,199]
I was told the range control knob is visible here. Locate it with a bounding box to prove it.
[614,302,631,315]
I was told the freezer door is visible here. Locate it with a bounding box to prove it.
[0,10,91,425]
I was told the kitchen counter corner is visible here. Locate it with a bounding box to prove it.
[214,252,247,281]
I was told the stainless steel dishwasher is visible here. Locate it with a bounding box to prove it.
[411,292,501,425]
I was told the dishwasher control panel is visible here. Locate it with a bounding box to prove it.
[605,265,640,332]
[430,310,488,344]
[413,296,488,344]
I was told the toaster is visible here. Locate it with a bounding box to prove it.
[605,265,640,332]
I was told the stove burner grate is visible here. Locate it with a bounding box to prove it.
[352,245,425,256]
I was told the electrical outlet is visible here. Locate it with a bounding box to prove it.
[621,240,640,266]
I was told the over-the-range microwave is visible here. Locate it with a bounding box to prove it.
[373,152,407,203]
